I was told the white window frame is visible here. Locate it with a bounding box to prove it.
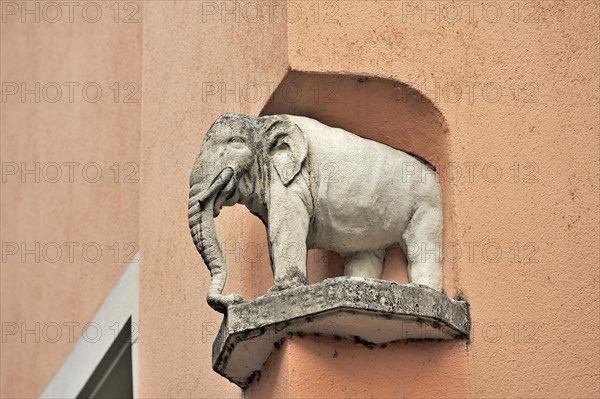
[40,254,139,398]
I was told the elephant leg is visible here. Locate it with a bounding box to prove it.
[267,186,311,292]
[343,249,385,279]
[401,205,443,291]
[270,238,308,291]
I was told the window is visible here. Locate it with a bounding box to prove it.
[78,318,134,399]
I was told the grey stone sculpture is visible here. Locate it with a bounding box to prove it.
[188,113,442,313]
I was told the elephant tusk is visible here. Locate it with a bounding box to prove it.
[195,167,235,209]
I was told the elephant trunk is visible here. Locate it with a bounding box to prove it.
[188,167,242,313]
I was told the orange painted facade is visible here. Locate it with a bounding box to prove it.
[1,1,599,398]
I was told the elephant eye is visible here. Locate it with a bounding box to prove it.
[228,137,245,145]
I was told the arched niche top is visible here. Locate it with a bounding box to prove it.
[259,70,459,297]
[261,71,449,168]
[202,72,467,389]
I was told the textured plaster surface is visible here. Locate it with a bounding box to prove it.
[0,7,141,398]
[1,1,598,398]
[249,336,470,399]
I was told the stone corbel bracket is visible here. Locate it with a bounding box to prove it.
[212,277,470,388]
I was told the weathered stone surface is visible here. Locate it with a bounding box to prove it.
[212,277,470,388]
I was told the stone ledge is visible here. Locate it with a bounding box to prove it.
[212,277,470,388]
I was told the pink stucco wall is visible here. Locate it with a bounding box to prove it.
[1,1,598,398]
[1,3,141,396]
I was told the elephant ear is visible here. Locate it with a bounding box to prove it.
[267,120,308,186]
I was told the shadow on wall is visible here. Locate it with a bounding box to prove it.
[260,71,457,294]
[247,336,468,399]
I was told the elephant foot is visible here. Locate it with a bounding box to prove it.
[268,272,308,294]
[207,293,244,313]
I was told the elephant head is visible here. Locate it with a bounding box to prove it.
[188,113,308,313]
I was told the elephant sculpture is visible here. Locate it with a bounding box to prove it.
[188,113,442,313]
